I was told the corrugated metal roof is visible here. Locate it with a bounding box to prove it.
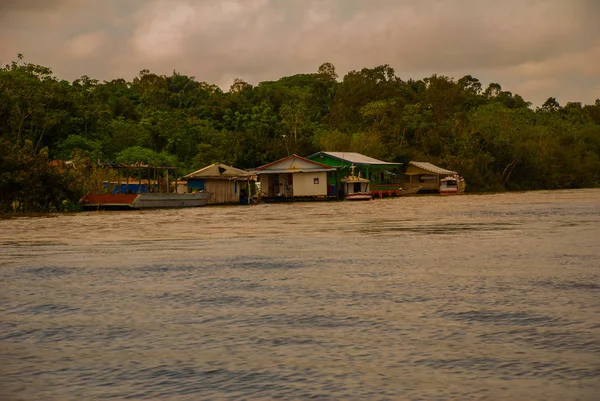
[255,154,333,171]
[184,163,252,179]
[408,161,457,175]
[253,168,335,174]
[312,152,402,165]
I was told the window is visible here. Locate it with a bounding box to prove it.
[314,177,319,184]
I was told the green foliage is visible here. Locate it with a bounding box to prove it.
[0,139,86,212]
[56,134,103,161]
[116,146,177,167]
[1,54,599,212]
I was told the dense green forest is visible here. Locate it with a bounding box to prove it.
[1,55,599,212]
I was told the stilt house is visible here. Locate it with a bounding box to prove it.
[308,151,403,197]
[253,155,337,201]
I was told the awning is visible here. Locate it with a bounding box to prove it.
[406,161,457,175]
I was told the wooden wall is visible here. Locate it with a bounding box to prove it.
[204,180,240,204]
[406,174,440,191]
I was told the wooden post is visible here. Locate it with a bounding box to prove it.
[166,169,169,194]
[117,168,121,194]
[335,169,340,200]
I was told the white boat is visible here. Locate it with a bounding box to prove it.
[397,186,422,196]
[341,165,372,201]
[440,176,466,195]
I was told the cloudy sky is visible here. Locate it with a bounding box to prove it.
[1,0,599,105]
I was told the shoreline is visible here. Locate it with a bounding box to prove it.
[2,187,599,217]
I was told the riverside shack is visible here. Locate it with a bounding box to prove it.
[404,161,458,192]
[183,163,255,205]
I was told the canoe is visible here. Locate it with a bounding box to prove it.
[397,186,422,196]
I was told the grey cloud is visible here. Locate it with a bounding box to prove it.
[0,0,71,12]
[0,0,598,105]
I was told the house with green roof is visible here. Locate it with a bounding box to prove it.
[307,152,403,197]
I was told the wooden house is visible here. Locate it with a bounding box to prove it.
[404,161,457,192]
[308,151,402,197]
[183,163,255,205]
[252,154,337,201]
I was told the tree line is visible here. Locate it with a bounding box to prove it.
[1,55,599,212]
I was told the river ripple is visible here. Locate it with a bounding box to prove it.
[1,189,599,400]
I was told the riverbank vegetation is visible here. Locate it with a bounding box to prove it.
[1,55,599,212]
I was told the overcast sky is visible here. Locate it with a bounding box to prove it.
[1,0,598,106]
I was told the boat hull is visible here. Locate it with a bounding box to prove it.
[132,192,211,208]
[439,187,465,195]
[80,194,138,210]
[439,184,465,195]
[397,186,421,196]
[345,193,372,201]
[439,177,466,195]
[81,192,212,210]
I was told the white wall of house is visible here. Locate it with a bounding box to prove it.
[293,172,327,196]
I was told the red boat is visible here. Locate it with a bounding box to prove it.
[439,176,466,195]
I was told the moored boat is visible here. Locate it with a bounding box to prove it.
[397,186,422,196]
[341,165,372,201]
[439,176,466,195]
[80,161,213,210]
[80,192,212,210]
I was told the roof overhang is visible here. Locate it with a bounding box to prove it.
[183,163,252,179]
[255,154,333,171]
[309,151,402,166]
[407,161,457,175]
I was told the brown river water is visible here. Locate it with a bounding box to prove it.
[1,189,599,400]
